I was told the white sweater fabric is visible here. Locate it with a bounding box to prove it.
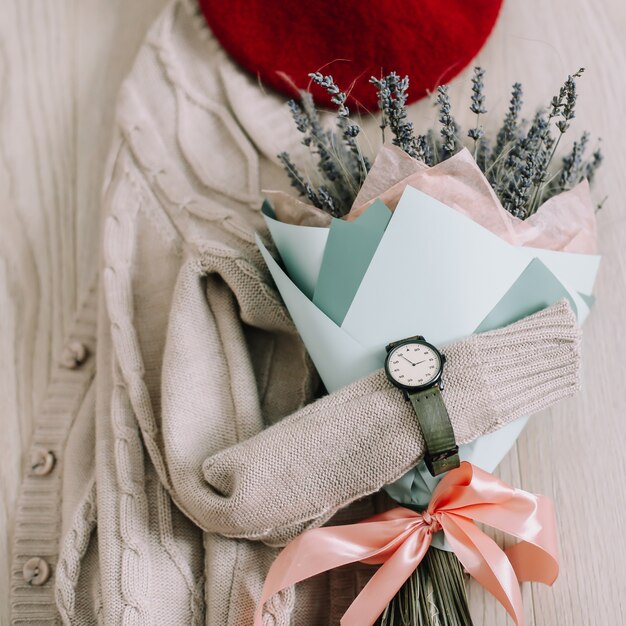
[9,1,582,624]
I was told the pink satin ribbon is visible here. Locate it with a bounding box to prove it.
[254,462,559,626]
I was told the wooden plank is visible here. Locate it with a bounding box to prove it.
[0,1,168,623]
[464,1,626,623]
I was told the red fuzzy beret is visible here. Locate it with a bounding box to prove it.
[198,0,503,109]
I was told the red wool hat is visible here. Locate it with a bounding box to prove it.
[198,0,503,109]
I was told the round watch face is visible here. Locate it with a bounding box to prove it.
[385,341,442,389]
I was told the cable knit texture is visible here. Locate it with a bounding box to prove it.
[9,1,582,625]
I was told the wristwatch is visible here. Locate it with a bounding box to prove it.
[384,335,460,476]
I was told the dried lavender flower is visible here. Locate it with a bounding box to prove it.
[289,93,342,184]
[469,67,487,115]
[585,144,603,184]
[370,73,422,161]
[467,128,484,141]
[309,73,350,119]
[415,134,434,166]
[468,67,487,156]
[436,85,459,159]
[528,112,553,185]
[277,151,309,197]
[555,69,584,133]
[492,82,523,161]
[308,72,369,186]
[308,72,361,147]
[287,99,310,139]
[525,68,585,213]
[501,152,537,218]
[303,182,321,208]
[317,186,341,217]
[475,136,491,172]
[559,132,589,189]
[299,91,326,145]
[278,152,342,215]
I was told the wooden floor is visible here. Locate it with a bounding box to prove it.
[1,0,625,624]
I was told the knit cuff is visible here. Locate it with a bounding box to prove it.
[443,299,581,444]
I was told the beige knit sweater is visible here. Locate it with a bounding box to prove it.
[9,2,582,624]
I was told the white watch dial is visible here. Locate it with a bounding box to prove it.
[387,342,441,388]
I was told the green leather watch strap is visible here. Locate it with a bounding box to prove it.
[408,386,460,476]
[387,335,424,350]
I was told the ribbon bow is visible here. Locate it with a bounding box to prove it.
[254,462,559,626]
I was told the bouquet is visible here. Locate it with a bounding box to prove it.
[254,69,602,625]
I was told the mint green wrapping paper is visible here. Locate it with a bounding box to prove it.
[258,183,599,547]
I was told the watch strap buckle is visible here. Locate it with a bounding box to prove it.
[386,335,424,352]
[425,446,460,476]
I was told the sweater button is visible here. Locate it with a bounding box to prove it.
[31,449,55,476]
[60,340,89,369]
[22,557,51,586]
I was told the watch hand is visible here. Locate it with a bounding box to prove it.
[413,360,426,366]
[399,354,415,365]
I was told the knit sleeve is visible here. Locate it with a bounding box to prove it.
[161,252,580,545]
